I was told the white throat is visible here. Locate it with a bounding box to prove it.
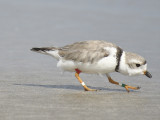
[118,51,128,75]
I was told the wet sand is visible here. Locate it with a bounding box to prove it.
[0,0,160,120]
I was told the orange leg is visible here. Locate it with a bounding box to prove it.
[75,69,97,91]
[106,74,140,92]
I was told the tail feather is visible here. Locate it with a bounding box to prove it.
[31,47,57,52]
[31,47,60,60]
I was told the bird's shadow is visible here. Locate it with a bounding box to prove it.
[13,83,131,92]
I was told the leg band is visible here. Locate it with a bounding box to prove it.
[75,69,81,74]
[121,83,126,87]
[119,83,126,87]
[81,82,85,86]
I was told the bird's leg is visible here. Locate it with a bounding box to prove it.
[106,74,140,92]
[75,69,97,91]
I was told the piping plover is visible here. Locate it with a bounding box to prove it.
[31,40,152,92]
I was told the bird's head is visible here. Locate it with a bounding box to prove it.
[119,52,152,78]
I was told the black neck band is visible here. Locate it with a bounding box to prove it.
[115,47,123,72]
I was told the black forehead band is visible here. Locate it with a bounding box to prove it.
[143,60,147,65]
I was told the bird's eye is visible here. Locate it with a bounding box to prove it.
[136,64,141,67]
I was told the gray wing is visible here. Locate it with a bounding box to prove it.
[58,40,115,63]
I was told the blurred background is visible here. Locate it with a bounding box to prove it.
[0,0,160,120]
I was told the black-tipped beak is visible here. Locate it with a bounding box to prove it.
[144,71,152,78]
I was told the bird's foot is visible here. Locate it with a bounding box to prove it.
[84,86,98,91]
[123,84,140,92]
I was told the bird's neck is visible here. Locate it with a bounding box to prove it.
[118,51,128,75]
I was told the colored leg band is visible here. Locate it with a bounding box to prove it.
[121,84,126,87]
[81,82,85,86]
[75,69,81,74]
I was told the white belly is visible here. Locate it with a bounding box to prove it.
[57,55,117,74]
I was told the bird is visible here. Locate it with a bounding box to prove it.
[31,40,152,92]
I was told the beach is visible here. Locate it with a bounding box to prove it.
[0,0,160,120]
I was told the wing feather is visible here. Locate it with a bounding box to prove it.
[58,40,117,63]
